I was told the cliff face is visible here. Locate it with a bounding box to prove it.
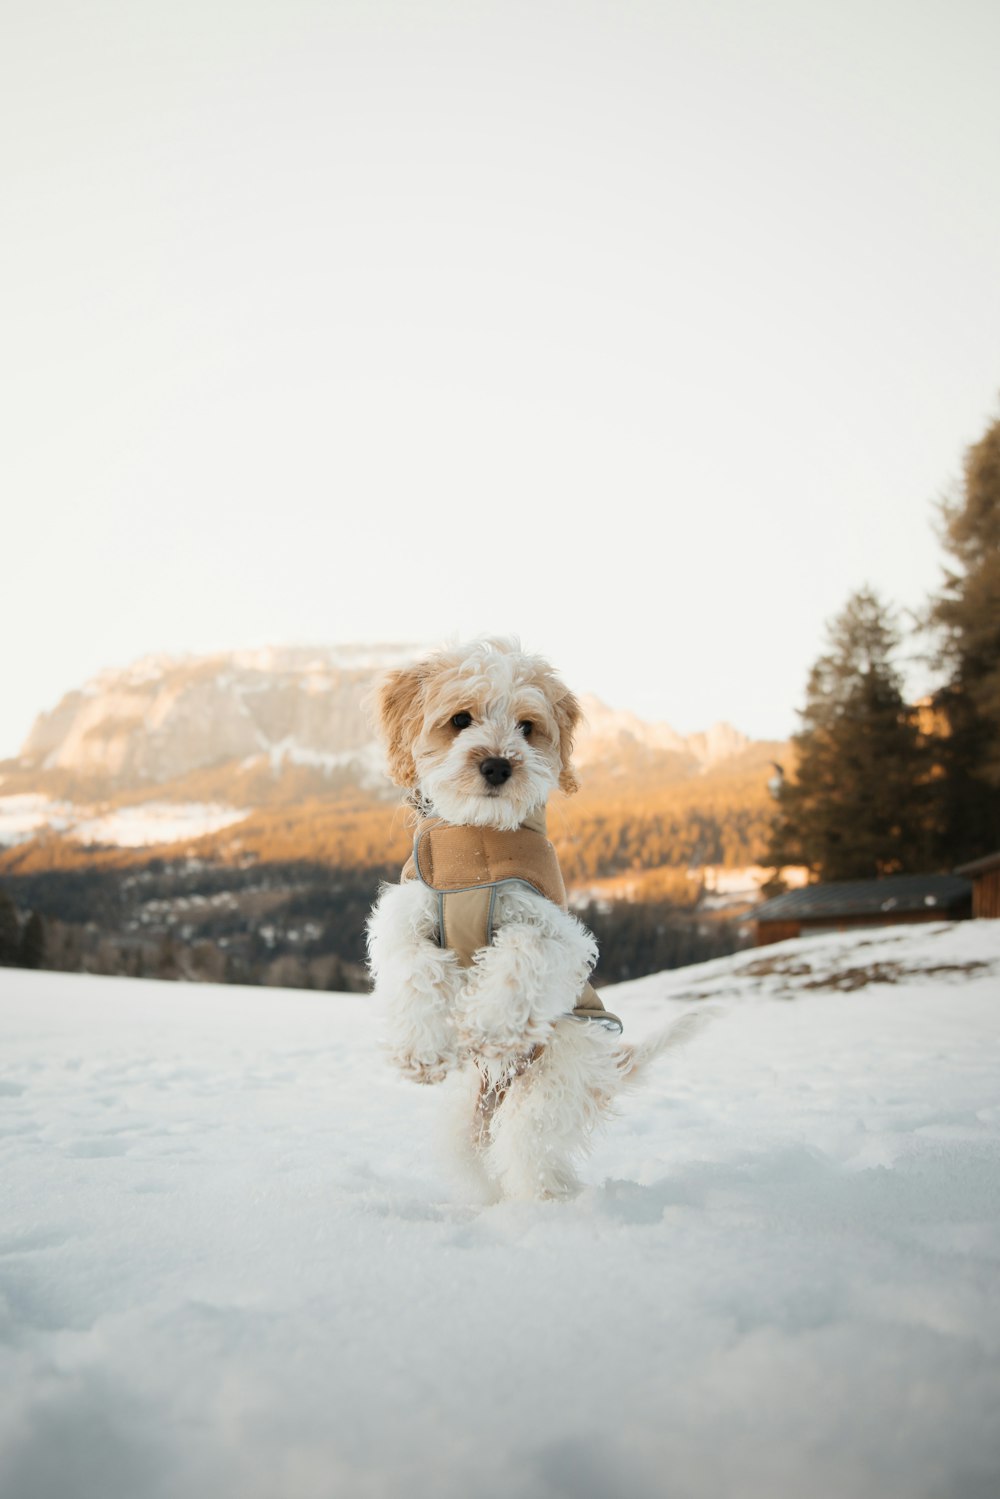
[16,646,417,792]
[576,694,749,772]
[8,645,759,810]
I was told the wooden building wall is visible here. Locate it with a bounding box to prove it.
[973,870,1000,919]
[754,920,800,947]
[755,908,967,948]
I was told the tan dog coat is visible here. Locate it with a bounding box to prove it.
[401,807,623,1033]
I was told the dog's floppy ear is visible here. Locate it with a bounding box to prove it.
[373,664,426,788]
[553,688,582,795]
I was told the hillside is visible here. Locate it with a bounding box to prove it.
[1,920,998,1499]
[0,645,787,885]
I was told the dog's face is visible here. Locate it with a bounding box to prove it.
[374,639,582,829]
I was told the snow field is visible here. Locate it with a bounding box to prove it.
[1,921,999,1499]
[0,794,249,849]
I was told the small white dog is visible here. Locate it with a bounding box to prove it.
[366,637,700,1201]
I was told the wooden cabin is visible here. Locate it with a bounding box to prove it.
[753,873,972,947]
[954,852,1000,919]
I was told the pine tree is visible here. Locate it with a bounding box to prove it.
[927,410,1000,861]
[0,886,19,965]
[18,911,46,970]
[769,588,932,881]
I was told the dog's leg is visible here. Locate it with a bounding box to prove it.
[455,888,597,1071]
[486,1020,622,1200]
[366,880,463,1084]
[429,1063,502,1203]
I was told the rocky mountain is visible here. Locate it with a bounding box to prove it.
[11,645,416,797]
[575,695,750,772]
[0,647,776,859]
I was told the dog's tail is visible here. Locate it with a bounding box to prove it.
[617,1007,713,1087]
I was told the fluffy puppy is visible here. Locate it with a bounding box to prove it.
[366,638,700,1201]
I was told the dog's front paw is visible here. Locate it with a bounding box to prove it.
[458,1015,547,1068]
[393,1048,455,1085]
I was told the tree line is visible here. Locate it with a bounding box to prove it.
[0,888,46,970]
[768,408,1000,883]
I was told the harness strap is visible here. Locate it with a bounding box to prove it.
[439,887,496,969]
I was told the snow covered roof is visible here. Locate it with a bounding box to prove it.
[755,873,972,923]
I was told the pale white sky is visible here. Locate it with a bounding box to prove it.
[3,0,999,759]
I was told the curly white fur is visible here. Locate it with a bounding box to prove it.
[366,878,464,1084]
[455,886,598,1075]
[484,1019,629,1199]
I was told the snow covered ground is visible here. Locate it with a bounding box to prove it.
[1,921,999,1499]
[0,794,248,849]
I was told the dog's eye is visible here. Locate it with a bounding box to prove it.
[451,712,473,731]
[518,721,533,737]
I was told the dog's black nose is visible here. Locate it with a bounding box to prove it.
[480,757,512,786]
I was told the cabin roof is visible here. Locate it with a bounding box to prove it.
[954,851,1000,878]
[755,873,972,923]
